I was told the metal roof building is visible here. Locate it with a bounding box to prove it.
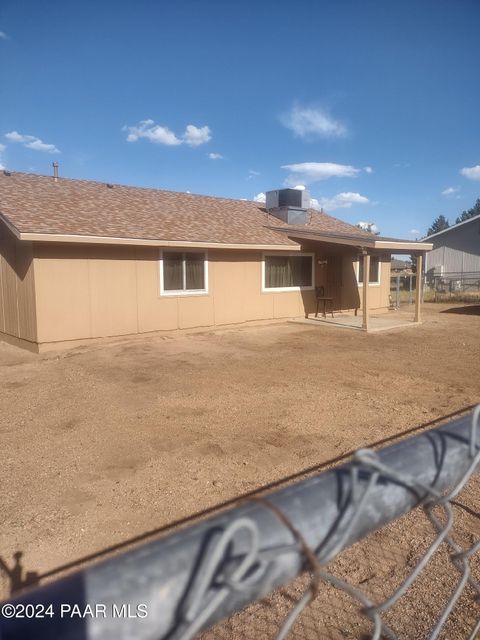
[425,214,480,275]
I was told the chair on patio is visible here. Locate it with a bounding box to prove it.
[315,286,334,318]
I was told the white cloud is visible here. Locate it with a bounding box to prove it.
[282,104,347,139]
[124,120,181,145]
[183,124,211,147]
[124,120,211,147]
[246,169,260,181]
[410,229,420,235]
[5,130,59,153]
[460,165,480,181]
[5,131,25,143]
[25,139,59,152]
[308,192,369,211]
[281,162,360,187]
[364,166,373,173]
[0,143,5,170]
[256,185,368,212]
[208,152,223,160]
[0,31,9,40]
[441,186,459,196]
[315,192,369,211]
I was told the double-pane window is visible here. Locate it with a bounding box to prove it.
[358,256,380,284]
[163,252,206,293]
[264,255,313,289]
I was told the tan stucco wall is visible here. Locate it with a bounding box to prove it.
[0,224,37,344]
[26,243,391,347]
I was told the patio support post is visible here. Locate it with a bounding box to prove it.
[362,252,370,331]
[414,253,423,322]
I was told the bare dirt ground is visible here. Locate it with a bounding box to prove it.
[1,303,480,636]
[201,480,480,640]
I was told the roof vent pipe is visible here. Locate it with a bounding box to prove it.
[52,161,59,182]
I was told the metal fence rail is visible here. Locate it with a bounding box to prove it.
[1,409,480,640]
[390,274,417,307]
[424,271,480,302]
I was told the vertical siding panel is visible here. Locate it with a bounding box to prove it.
[0,247,5,334]
[33,244,91,343]
[0,225,37,342]
[0,230,20,337]
[428,220,480,273]
[88,245,138,337]
[16,241,37,342]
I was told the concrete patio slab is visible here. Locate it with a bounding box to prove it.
[290,312,421,332]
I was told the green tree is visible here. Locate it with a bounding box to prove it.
[427,214,449,236]
[410,254,417,273]
[455,198,480,224]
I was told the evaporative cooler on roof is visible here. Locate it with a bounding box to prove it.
[265,188,310,225]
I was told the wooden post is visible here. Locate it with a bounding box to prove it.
[362,253,370,331]
[414,253,423,322]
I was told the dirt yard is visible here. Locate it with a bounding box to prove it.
[1,303,479,609]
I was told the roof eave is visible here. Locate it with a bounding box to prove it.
[270,226,433,252]
[374,240,433,251]
[12,229,300,251]
[0,213,22,240]
[271,227,377,248]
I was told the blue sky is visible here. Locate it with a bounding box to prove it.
[1,0,479,239]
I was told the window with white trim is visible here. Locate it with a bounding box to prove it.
[357,256,380,285]
[263,254,314,290]
[161,251,207,295]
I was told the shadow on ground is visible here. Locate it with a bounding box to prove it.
[0,552,39,596]
[441,305,480,315]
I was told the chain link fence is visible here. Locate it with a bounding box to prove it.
[424,272,480,303]
[201,440,480,639]
[390,274,417,307]
[1,409,479,640]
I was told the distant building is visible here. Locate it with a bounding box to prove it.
[425,214,480,275]
[391,259,413,275]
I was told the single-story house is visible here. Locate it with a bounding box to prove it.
[0,171,432,352]
[425,213,480,276]
[391,258,413,275]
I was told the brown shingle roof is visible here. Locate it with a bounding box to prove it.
[0,172,373,246]
[268,211,375,241]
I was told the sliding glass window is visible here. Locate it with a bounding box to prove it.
[264,254,314,290]
[162,252,207,294]
[357,256,380,285]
